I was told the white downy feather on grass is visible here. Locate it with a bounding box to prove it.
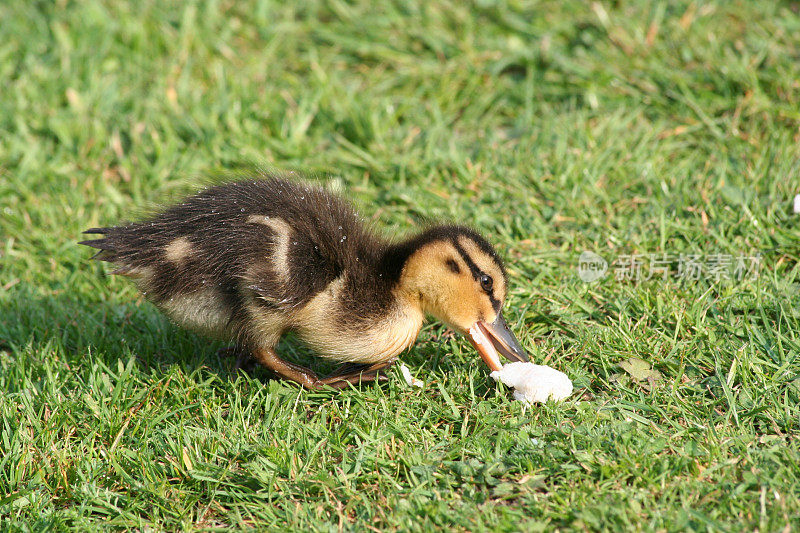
[399,363,423,388]
[490,362,573,404]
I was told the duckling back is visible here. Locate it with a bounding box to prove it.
[80,178,396,346]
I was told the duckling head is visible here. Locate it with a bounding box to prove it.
[397,226,529,371]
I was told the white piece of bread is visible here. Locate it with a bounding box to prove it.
[490,362,573,404]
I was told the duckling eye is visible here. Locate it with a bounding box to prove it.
[480,274,493,292]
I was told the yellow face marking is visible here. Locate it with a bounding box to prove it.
[398,238,506,331]
[164,237,193,265]
[457,236,506,303]
[247,215,291,281]
[398,242,476,330]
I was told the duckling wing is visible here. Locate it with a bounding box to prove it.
[238,213,344,310]
[230,179,381,314]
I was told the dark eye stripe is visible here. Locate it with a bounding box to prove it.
[453,239,501,312]
[452,239,481,281]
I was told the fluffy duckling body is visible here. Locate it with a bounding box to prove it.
[81,177,528,388]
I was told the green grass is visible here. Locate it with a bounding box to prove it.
[1,0,799,530]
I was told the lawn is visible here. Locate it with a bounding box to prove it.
[1,0,799,530]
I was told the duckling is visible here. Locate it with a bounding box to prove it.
[80,176,528,389]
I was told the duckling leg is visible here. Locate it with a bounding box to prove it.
[250,346,324,388]
[316,361,395,389]
[250,347,394,389]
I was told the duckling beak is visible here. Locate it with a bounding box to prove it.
[467,313,529,372]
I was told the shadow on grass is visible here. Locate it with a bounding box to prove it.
[1,286,233,383]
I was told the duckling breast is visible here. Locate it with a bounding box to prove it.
[291,276,424,363]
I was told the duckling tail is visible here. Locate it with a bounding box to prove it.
[78,227,118,262]
[79,227,140,276]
